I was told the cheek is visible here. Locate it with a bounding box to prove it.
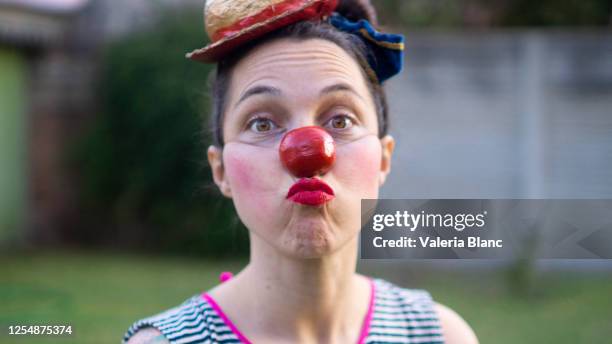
[334,136,382,198]
[222,143,289,229]
[223,150,255,194]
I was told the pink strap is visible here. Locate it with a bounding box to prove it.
[357,278,375,344]
[219,271,234,283]
[202,278,375,344]
[202,293,253,344]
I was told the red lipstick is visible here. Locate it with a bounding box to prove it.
[287,178,335,206]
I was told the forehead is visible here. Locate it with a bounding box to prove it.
[228,38,371,101]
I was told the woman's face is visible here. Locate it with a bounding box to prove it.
[208,38,394,258]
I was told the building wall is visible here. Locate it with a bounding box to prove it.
[0,2,101,245]
[381,31,612,199]
[0,48,27,244]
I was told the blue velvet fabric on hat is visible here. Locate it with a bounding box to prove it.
[329,13,405,83]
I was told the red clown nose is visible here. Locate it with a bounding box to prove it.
[279,126,336,178]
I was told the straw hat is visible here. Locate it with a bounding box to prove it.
[186,0,339,62]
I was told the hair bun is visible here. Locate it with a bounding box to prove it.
[335,0,378,26]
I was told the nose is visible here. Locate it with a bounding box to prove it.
[279,126,336,178]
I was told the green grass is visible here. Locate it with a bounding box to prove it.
[1,252,611,343]
[429,272,612,343]
[1,251,244,343]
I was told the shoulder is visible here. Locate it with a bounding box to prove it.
[435,303,478,344]
[434,302,479,344]
[373,278,438,312]
[370,279,445,343]
[371,278,478,343]
[122,294,220,344]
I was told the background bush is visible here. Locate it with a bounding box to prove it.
[73,8,249,257]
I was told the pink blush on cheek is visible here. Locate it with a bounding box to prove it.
[335,137,382,196]
[221,144,284,217]
[223,154,252,192]
[222,143,284,194]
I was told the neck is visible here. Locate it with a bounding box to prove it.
[248,232,360,313]
[212,234,372,344]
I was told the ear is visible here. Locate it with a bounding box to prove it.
[207,145,232,198]
[378,135,395,187]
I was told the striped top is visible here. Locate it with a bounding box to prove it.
[123,278,444,344]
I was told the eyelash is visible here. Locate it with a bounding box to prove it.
[324,113,356,130]
[244,109,359,134]
[246,116,278,133]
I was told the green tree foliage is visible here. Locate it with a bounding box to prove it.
[373,0,612,27]
[500,0,612,26]
[73,8,248,257]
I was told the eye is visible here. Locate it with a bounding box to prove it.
[248,117,277,133]
[326,114,354,130]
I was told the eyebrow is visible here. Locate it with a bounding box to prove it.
[319,83,365,102]
[234,82,365,109]
[235,85,281,109]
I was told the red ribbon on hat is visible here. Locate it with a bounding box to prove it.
[213,0,336,42]
[188,0,338,62]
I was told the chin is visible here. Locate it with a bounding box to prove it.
[280,217,337,259]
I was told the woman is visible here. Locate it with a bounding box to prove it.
[125,0,478,343]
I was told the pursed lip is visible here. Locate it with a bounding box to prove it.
[286,178,335,206]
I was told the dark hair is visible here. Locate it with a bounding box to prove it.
[208,0,389,147]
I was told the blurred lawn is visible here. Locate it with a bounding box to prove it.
[1,251,611,343]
